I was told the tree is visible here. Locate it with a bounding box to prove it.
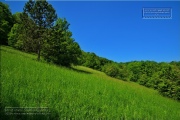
[8,12,37,52]
[127,61,142,82]
[23,0,57,60]
[0,2,14,45]
[82,52,98,69]
[102,63,120,78]
[118,63,130,81]
[8,12,23,49]
[42,18,81,66]
[79,52,112,70]
[8,23,23,48]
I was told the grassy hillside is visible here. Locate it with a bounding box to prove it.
[1,46,180,120]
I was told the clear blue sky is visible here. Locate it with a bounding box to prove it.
[2,0,180,62]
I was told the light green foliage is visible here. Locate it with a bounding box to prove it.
[13,12,22,24]
[8,23,23,49]
[1,46,180,119]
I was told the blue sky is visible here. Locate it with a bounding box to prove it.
[2,0,180,62]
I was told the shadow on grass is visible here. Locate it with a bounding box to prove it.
[70,67,92,74]
[0,97,60,120]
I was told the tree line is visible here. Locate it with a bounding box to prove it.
[79,52,180,101]
[1,0,180,101]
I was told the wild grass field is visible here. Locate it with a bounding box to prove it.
[1,46,180,120]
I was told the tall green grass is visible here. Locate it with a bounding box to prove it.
[1,46,180,119]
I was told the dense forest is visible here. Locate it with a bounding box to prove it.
[0,0,180,101]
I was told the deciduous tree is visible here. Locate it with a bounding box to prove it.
[42,18,81,66]
[23,0,57,60]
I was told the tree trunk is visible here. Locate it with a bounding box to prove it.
[37,40,41,61]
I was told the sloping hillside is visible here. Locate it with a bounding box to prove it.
[1,46,180,120]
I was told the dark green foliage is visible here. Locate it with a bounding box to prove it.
[79,51,113,71]
[23,0,57,60]
[117,64,130,81]
[170,61,180,69]
[42,18,81,66]
[106,61,180,101]
[0,2,14,45]
[102,63,119,78]
[80,52,100,70]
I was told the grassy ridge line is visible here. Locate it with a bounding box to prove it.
[73,66,160,94]
[1,46,180,119]
[0,45,37,59]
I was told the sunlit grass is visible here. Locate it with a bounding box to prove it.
[1,46,180,119]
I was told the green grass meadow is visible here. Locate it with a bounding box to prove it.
[1,46,180,119]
